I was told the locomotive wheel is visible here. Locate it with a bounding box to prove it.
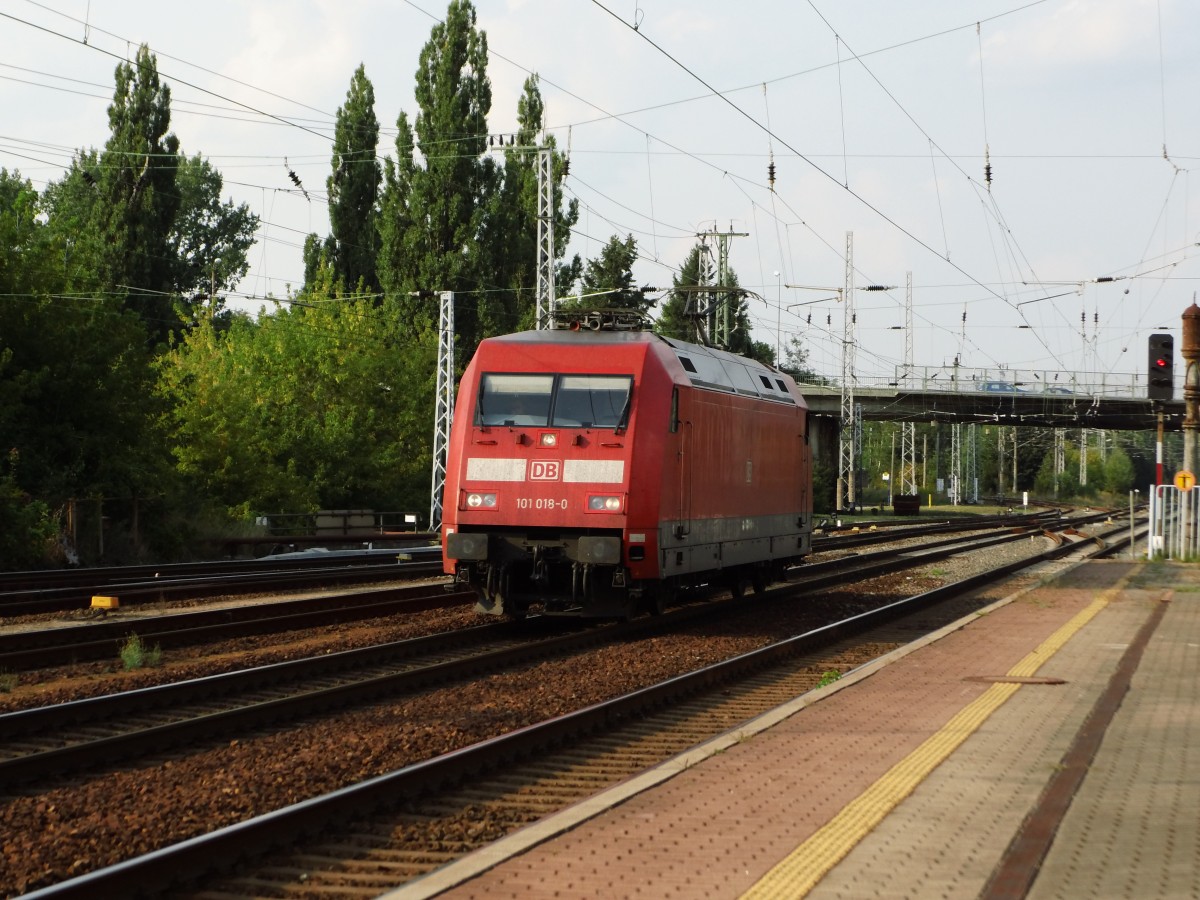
[645,589,666,616]
[728,576,746,600]
[751,570,768,595]
[644,580,677,616]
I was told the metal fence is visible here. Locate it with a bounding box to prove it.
[1147,485,1200,560]
[256,510,422,536]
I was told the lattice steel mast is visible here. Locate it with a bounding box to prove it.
[429,290,455,530]
[900,272,917,495]
[838,231,856,512]
[535,148,555,330]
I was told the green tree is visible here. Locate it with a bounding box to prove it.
[0,279,161,522]
[655,243,773,364]
[326,64,382,297]
[778,335,824,382]
[402,0,495,348]
[377,110,419,305]
[38,151,111,296]
[1103,445,1136,494]
[169,153,259,317]
[0,168,164,521]
[656,244,708,343]
[10,49,262,562]
[475,75,579,335]
[567,234,652,318]
[160,277,437,519]
[99,44,183,343]
[0,466,57,569]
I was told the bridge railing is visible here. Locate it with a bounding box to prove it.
[849,366,1155,399]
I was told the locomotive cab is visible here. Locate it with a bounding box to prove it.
[446,368,638,617]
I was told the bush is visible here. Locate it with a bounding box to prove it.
[0,475,58,570]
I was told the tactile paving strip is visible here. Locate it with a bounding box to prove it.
[806,585,1155,899]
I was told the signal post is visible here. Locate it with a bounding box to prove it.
[1149,332,1175,486]
[1183,302,1200,481]
[1178,303,1200,552]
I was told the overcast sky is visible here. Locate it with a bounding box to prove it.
[3,0,1198,389]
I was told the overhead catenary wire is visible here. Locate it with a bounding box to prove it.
[6,0,1192,382]
[644,134,660,261]
[586,0,1066,372]
[0,10,337,145]
[977,22,992,190]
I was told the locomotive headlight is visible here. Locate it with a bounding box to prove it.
[587,494,624,513]
[464,492,498,509]
[539,432,558,447]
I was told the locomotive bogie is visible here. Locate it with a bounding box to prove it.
[450,530,636,617]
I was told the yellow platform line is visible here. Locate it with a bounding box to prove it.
[741,573,1133,900]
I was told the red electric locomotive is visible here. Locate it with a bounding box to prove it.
[441,314,813,617]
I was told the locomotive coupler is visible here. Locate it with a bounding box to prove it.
[531,548,549,586]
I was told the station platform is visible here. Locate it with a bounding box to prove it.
[389,559,1199,899]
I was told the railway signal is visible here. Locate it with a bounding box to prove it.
[1147,333,1175,401]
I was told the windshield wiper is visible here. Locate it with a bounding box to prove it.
[614,391,632,433]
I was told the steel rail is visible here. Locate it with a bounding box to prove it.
[0,577,459,671]
[0,555,442,617]
[0,544,439,593]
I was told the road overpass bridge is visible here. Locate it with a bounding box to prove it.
[797,365,1183,432]
[797,368,1182,493]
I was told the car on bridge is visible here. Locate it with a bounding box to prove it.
[979,380,1027,393]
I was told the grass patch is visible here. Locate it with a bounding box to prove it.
[119,633,162,670]
[816,670,841,689]
[0,671,16,693]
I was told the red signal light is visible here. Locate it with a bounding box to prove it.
[1148,333,1174,400]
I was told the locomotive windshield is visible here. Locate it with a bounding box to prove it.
[477,374,554,426]
[553,375,631,428]
[476,373,632,430]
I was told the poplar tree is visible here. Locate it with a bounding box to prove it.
[404,0,494,347]
[99,44,182,343]
[377,110,418,302]
[477,75,580,335]
[326,65,382,297]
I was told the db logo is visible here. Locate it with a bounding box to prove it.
[529,460,561,481]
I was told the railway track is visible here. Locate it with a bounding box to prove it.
[0,512,1055,618]
[0,550,442,617]
[0,518,1090,787]
[6,514,1142,897]
[0,511,1097,675]
[0,581,468,672]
